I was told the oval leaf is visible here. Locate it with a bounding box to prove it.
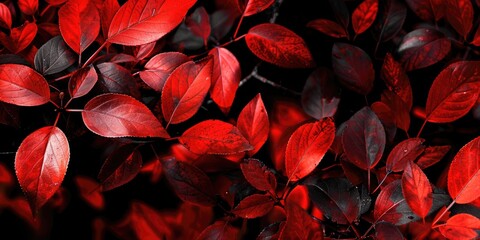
[82,93,169,138]
[240,158,277,192]
[237,93,269,156]
[352,0,378,35]
[401,161,433,218]
[0,64,50,106]
[209,47,240,109]
[98,144,142,191]
[34,36,76,75]
[381,90,411,132]
[245,23,315,68]
[139,52,189,92]
[374,180,417,225]
[0,22,37,53]
[416,145,451,169]
[242,0,274,16]
[385,138,425,172]
[307,19,348,38]
[374,0,407,42]
[439,213,480,240]
[0,3,12,29]
[285,118,335,182]
[381,52,413,110]
[68,67,98,99]
[232,194,274,219]
[301,67,340,119]
[15,126,70,212]
[445,0,473,39]
[279,202,323,239]
[18,0,38,15]
[97,62,140,97]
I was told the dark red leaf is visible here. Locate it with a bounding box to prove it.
[240,158,276,192]
[257,222,285,240]
[352,0,378,35]
[107,0,196,45]
[445,0,473,39]
[134,42,156,61]
[0,22,37,53]
[237,93,269,156]
[307,19,348,38]
[100,0,120,38]
[0,3,12,29]
[96,62,140,97]
[139,52,189,92]
[301,67,340,119]
[209,47,240,109]
[179,120,253,155]
[127,201,172,239]
[98,144,142,191]
[332,43,375,95]
[185,7,211,45]
[439,213,480,240]
[162,158,216,207]
[328,0,349,31]
[82,93,169,138]
[401,161,433,218]
[398,28,451,71]
[285,118,335,182]
[0,64,50,106]
[381,90,411,132]
[416,145,451,169]
[381,53,413,110]
[211,9,237,41]
[161,60,212,125]
[34,36,76,75]
[385,138,425,172]
[374,0,407,42]
[375,221,404,240]
[342,107,385,170]
[232,194,274,218]
[371,101,397,143]
[15,126,70,212]
[448,136,480,204]
[279,202,323,240]
[245,23,315,68]
[197,221,239,240]
[374,180,417,225]
[74,176,104,210]
[405,0,444,22]
[18,0,38,15]
[58,0,100,54]
[240,0,274,16]
[425,61,480,123]
[68,66,98,99]
[472,26,480,47]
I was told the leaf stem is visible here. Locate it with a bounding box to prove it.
[371,171,390,194]
[416,119,428,138]
[431,200,456,227]
[82,41,108,68]
[233,14,245,39]
[64,109,84,113]
[51,72,74,83]
[49,99,60,109]
[39,4,51,17]
[53,112,61,128]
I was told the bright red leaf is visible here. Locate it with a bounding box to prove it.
[0,22,37,53]
[240,0,275,16]
[237,93,269,156]
[18,0,38,15]
[98,144,142,191]
[232,194,274,218]
[301,67,340,120]
[401,161,433,219]
[352,0,378,35]
[279,201,323,240]
[385,138,425,172]
[209,47,240,110]
[82,93,169,138]
[0,3,11,29]
[15,126,70,213]
[0,64,50,106]
[445,0,473,39]
[240,158,277,192]
[307,19,348,38]
[439,213,480,240]
[68,67,98,99]
[381,52,413,110]
[139,52,189,92]
[245,23,315,68]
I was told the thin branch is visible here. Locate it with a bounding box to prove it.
[269,0,285,23]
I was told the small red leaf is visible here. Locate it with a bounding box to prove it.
[279,202,323,240]
[0,22,37,53]
[197,221,239,240]
[74,176,104,210]
[240,158,276,192]
[15,126,70,212]
[82,93,169,138]
[374,180,416,225]
[307,19,348,38]
[385,138,425,172]
[100,0,120,38]
[232,194,274,218]
[241,0,274,16]
[179,120,253,155]
[445,0,473,39]
[237,93,269,156]
[439,213,480,240]
[416,145,451,169]
[0,3,12,29]
[161,60,212,125]
[68,67,98,99]
[285,118,335,182]
[34,36,76,75]
[352,0,378,35]
[209,47,240,109]
[448,136,480,204]
[108,0,196,46]
[58,0,100,54]
[98,144,142,191]
[245,23,315,68]
[18,0,38,15]
[185,7,211,45]
[381,53,413,110]
[425,61,480,123]
[139,52,190,92]
[301,67,340,120]
[401,161,433,218]
[0,64,50,106]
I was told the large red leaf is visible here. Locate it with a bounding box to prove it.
[232,194,274,219]
[197,221,239,240]
[0,22,37,53]
[240,0,275,16]
[285,118,335,182]
[439,213,480,240]
[161,60,212,125]
[381,53,413,110]
[0,3,12,29]
[82,93,169,138]
[179,120,253,155]
[425,61,480,123]
[385,138,425,172]
[58,0,100,54]
[405,0,444,22]
[448,136,480,204]
[15,126,70,212]
[332,43,374,95]
[209,47,240,109]
[445,0,473,39]
[0,64,50,106]
[100,0,120,38]
[416,145,451,169]
[301,67,340,120]
[34,36,76,75]
[401,161,433,218]
[107,0,196,46]
[68,67,98,99]
[18,0,38,15]
[307,19,348,38]
[240,158,276,192]
[237,93,269,156]
[279,202,323,240]
[245,23,315,68]
[139,52,190,92]
[98,144,142,191]
[342,107,385,171]
[352,0,378,35]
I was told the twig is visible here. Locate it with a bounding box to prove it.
[270,0,285,23]
[239,64,301,95]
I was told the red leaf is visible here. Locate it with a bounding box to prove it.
[332,43,374,95]
[100,0,120,39]
[385,138,425,172]
[405,0,444,22]
[139,52,189,92]
[0,22,37,53]
[445,0,473,39]
[237,93,269,156]
[375,221,404,240]
[381,53,413,110]
[162,158,216,207]
[97,62,140,97]
[425,61,480,123]
[448,136,480,204]
[0,3,12,29]
[371,101,397,143]
[98,144,142,191]
[401,161,433,218]
[58,0,100,54]
[68,67,98,99]
[374,0,407,42]
[134,42,157,60]
[240,0,274,16]
[127,201,173,239]
[161,60,212,125]
[374,180,416,225]
[472,26,480,47]
[185,7,211,45]
[197,221,239,240]
[342,107,385,170]
[0,64,50,106]
[398,28,450,71]
[416,145,451,169]
[381,90,411,132]
[352,0,378,35]
[34,36,76,75]
[285,118,335,182]
[74,176,104,210]
[179,120,253,155]
[107,0,196,46]
[232,194,274,218]
[209,47,240,109]
[240,158,277,192]
[307,19,348,38]
[15,126,70,212]
[279,202,323,240]
[18,0,38,15]
[439,214,480,239]
[82,93,169,138]
[301,67,340,120]
[245,23,315,68]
